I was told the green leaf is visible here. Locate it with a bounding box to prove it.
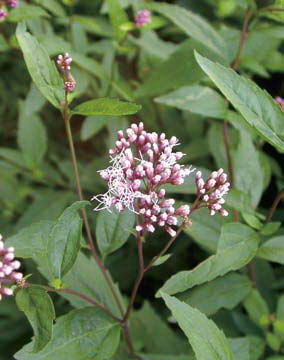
[242,213,263,230]
[47,201,90,279]
[218,223,256,251]
[149,3,227,59]
[136,40,204,98]
[18,104,47,169]
[226,189,255,215]
[158,231,258,296]
[72,98,141,116]
[8,5,50,22]
[153,254,172,266]
[155,85,227,119]
[33,0,66,17]
[229,337,249,360]
[233,130,264,207]
[16,23,64,108]
[106,0,128,41]
[14,307,121,360]
[180,273,252,316]
[195,52,284,152]
[260,222,281,236]
[131,302,189,354]
[96,208,135,258]
[243,289,269,327]
[257,236,284,264]
[16,286,55,353]
[81,116,111,141]
[161,293,233,360]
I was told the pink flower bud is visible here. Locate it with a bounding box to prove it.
[220,209,229,216]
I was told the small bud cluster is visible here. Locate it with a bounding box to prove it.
[275,96,284,110]
[0,0,19,21]
[195,169,230,216]
[0,234,22,300]
[92,122,193,237]
[56,53,76,93]
[135,9,151,27]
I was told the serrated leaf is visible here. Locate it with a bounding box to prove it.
[16,286,55,353]
[180,273,252,316]
[14,307,120,360]
[158,232,258,296]
[195,52,284,152]
[16,23,64,108]
[96,208,135,258]
[72,98,141,116]
[257,236,284,264]
[155,85,227,119]
[149,3,227,59]
[162,293,233,360]
[48,201,90,279]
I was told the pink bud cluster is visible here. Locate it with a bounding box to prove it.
[0,8,8,20]
[92,122,193,237]
[7,0,18,8]
[56,53,76,93]
[135,9,151,27]
[0,234,22,300]
[195,169,230,216]
[276,96,284,110]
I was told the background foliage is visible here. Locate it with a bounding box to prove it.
[0,0,284,359]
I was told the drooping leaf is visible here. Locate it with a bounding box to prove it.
[47,201,90,279]
[257,236,284,264]
[162,293,233,360]
[16,286,55,353]
[149,3,227,59]
[14,307,121,360]
[96,208,135,258]
[16,22,64,108]
[155,85,227,119]
[18,104,47,169]
[158,231,258,296]
[72,98,141,116]
[180,273,252,316]
[195,52,284,152]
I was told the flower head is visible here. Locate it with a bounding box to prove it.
[275,96,284,110]
[56,53,76,93]
[195,169,230,216]
[7,0,19,8]
[135,9,151,27]
[0,8,8,20]
[0,234,22,301]
[92,122,193,236]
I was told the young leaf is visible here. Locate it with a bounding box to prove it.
[96,208,135,259]
[195,52,284,152]
[153,254,172,266]
[72,98,141,116]
[158,232,258,296]
[155,85,227,119]
[47,201,90,279]
[161,293,234,360]
[149,3,227,60]
[243,289,269,327]
[14,307,121,360]
[16,286,55,353]
[16,23,64,108]
[257,236,284,264]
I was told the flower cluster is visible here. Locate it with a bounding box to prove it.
[92,122,193,237]
[56,53,76,93]
[275,96,284,110]
[135,9,151,27]
[0,234,22,300]
[195,169,230,216]
[0,0,19,21]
